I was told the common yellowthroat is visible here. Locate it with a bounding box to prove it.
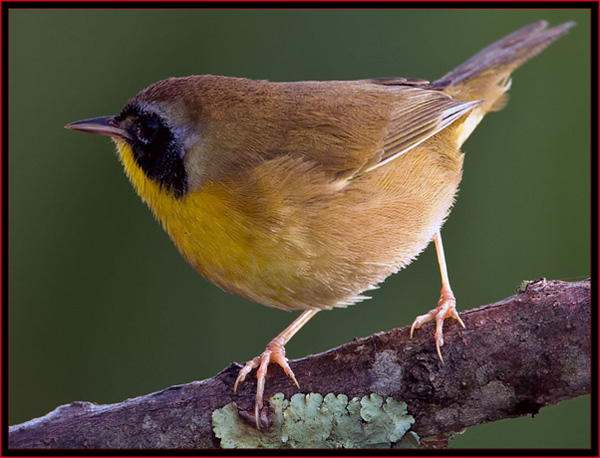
[66,21,573,427]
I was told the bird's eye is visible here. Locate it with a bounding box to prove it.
[137,117,160,144]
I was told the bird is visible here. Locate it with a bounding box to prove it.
[65,20,574,428]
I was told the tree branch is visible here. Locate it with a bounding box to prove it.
[9,278,590,449]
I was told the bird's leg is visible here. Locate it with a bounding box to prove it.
[410,231,465,362]
[233,309,318,428]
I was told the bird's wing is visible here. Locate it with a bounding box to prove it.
[219,79,481,183]
[340,83,482,180]
[380,88,481,170]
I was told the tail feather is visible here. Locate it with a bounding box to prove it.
[432,20,574,94]
[434,20,574,147]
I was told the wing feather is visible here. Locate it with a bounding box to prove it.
[353,87,482,177]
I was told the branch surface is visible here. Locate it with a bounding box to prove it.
[8,279,590,449]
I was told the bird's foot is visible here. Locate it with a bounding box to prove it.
[233,337,299,429]
[409,286,465,362]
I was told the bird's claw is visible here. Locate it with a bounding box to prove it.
[410,287,464,363]
[234,339,298,429]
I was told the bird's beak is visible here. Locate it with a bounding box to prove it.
[65,116,129,140]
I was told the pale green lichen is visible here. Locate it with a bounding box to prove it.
[212,392,417,448]
[516,279,533,293]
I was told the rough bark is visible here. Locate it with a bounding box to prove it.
[8,278,590,449]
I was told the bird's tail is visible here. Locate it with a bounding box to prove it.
[434,20,574,146]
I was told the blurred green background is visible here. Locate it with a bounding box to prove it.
[9,8,590,448]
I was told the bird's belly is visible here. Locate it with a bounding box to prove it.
[160,148,463,312]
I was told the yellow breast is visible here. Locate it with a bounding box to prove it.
[115,141,313,309]
[114,137,462,312]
